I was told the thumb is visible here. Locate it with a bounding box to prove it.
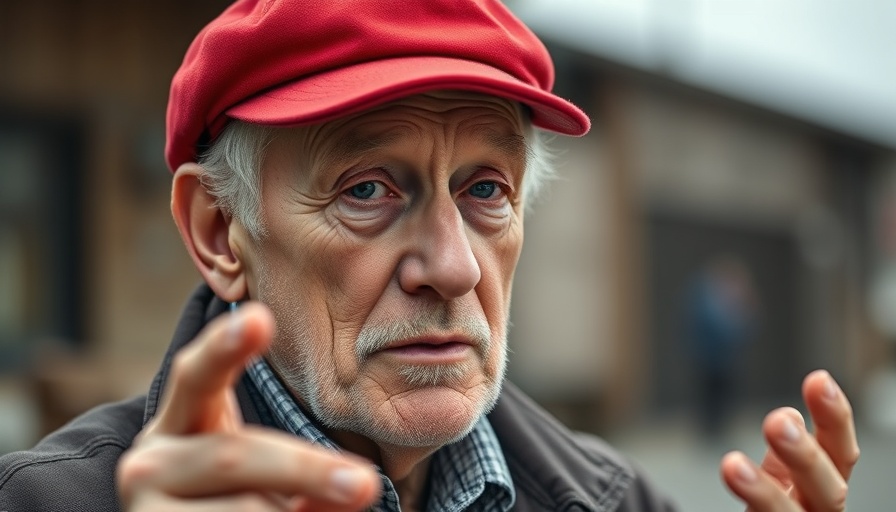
[148,302,274,435]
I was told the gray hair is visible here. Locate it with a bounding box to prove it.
[198,119,556,238]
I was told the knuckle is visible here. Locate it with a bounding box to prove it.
[210,433,251,474]
[116,448,162,497]
[829,480,849,511]
[843,446,861,467]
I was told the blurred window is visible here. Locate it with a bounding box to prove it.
[0,111,84,371]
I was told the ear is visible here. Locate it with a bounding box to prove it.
[171,162,248,302]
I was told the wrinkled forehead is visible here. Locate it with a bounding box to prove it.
[275,91,530,167]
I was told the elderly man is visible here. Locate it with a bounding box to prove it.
[0,1,858,511]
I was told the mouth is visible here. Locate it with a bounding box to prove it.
[377,337,476,364]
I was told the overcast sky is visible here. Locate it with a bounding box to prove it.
[512,0,896,150]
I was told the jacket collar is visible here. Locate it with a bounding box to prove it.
[487,383,635,511]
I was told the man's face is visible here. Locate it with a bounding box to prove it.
[240,91,528,449]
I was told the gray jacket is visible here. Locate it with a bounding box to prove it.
[0,284,677,511]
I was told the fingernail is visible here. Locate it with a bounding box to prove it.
[781,417,801,443]
[824,373,839,400]
[225,311,245,350]
[735,456,757,483]
[329,467,370,503]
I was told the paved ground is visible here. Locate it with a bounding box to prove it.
[608,411,895,511]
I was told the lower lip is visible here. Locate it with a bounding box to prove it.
[380,342,472,364]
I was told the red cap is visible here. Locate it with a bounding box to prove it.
[165,0,591,172]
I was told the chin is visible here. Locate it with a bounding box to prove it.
[373,384,501,447]
[306,352,508,448]
[317,375,503,448]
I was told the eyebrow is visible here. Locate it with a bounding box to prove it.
[316,130,404,171]
[483,132,529,165]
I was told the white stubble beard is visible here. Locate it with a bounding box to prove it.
[257,265,508,448]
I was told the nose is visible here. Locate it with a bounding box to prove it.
[397,197,481,299]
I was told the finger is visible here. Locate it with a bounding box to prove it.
[120,426,380,508]
[803,369,860,480]
[758,408,805,489]
[151,302,275,435]
[763,410,848,511]
[720,451,800,512]
[129,490,299,512]
[294,495,383,512]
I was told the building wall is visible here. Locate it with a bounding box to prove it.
[1,0,236,351]
[511,59,891,428]
[0,1,231,446]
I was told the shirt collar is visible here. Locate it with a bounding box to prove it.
[246,357,515,512]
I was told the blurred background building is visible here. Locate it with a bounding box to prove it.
[1,0,894,508]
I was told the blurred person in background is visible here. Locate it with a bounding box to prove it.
[0,1,859,511]
[688,256,760,439]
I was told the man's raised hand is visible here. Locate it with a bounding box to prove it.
[116,303,381,511]
[721,370,859,511]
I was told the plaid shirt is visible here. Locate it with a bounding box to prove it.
[246,358,515,512]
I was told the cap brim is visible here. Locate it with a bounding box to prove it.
[223,56,590,136]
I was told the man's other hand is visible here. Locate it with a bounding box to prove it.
[116,302,381,511]
[721,370,859,511]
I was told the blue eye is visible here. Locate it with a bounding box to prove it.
[349,181,381,199]
[469,182,498,199]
